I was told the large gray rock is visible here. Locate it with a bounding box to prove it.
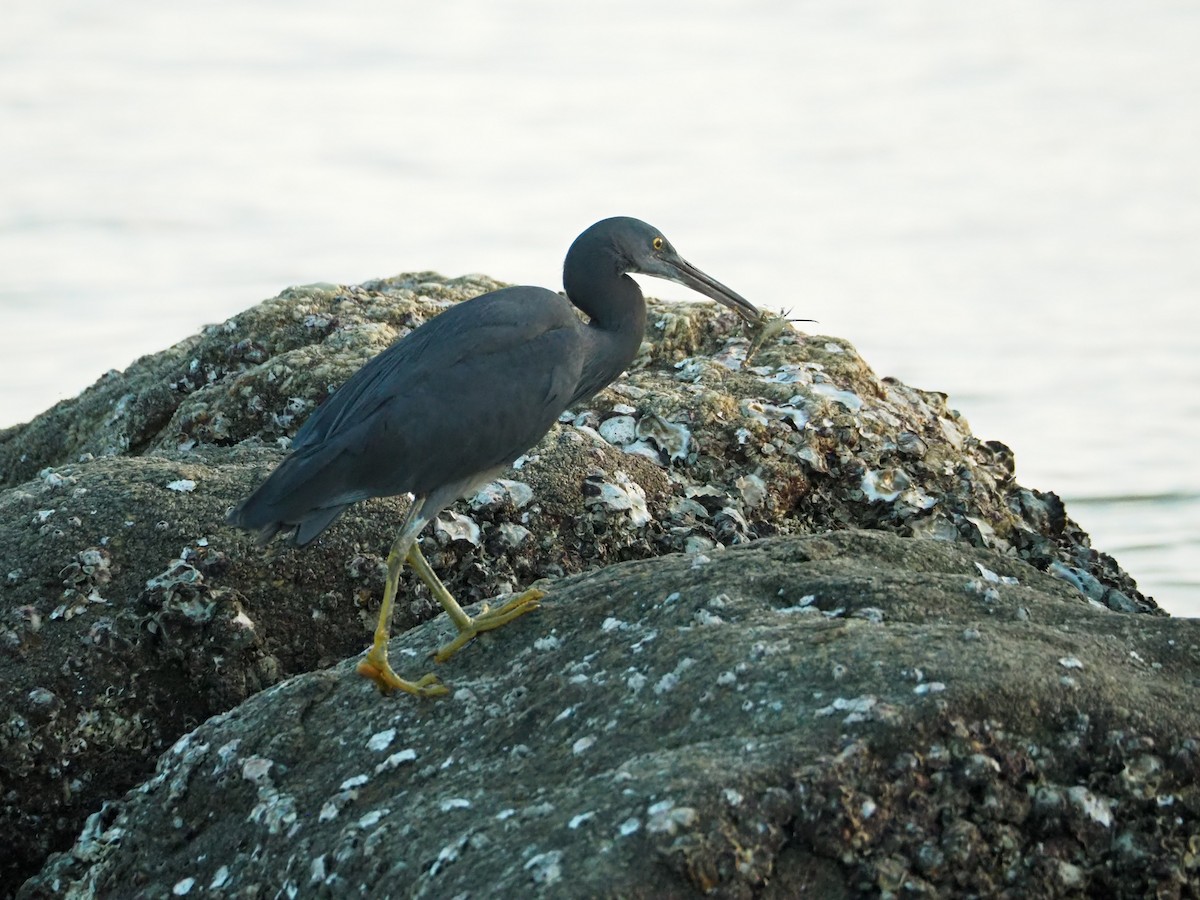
[0,274,1166,895]
[19,531,1200,899]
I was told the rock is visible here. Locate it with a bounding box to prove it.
[0,273,1167,894]
[0,275,1153,614]
[18,532,1200,899]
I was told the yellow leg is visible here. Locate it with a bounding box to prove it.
[356,532,450,698]
[405,542,544,663]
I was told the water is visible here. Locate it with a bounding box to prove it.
[2,1,1197,614]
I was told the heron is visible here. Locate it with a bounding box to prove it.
[227,217,764,698]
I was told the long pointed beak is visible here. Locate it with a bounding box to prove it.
[657,256,763,325]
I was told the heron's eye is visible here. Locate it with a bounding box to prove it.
[652,237,664,251]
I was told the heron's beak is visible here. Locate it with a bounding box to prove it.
[651,255,763,325]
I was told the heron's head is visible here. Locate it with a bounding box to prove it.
[584,216,763,325]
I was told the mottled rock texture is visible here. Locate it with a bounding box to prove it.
[0,274,1175,896]
[19,532,1200,899]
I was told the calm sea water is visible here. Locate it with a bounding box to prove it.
[2,1,1197,614]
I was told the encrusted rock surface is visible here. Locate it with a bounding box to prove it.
[0,273,1174,895]
[19,532,1200,899]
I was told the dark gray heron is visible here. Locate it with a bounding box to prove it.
[227,217,764,697]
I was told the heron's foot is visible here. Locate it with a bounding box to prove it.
[433,588,545,663]
[357,647,450,698]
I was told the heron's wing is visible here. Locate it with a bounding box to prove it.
[293,288,576,451]
[340,316,584,498]
[288,287,584,497]
[290,315,443,450]
[229,289,585,542]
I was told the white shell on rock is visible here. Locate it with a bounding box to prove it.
[734,473,768,509]
[470,479,534,512]
[598,415,637,446]
[740,400,807,432]
[584,470,653,528]
[673,358,706,382]
[434,511,481,546]
[621,439,664,464]
[909,514,960,541]
[861,467,912,503]
[636,414,691,462]
[712,339,750,371]
[794,446,826,472]
[808,382,863,412]
[497,523,531,549]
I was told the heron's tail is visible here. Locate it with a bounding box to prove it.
[226,447,354,547]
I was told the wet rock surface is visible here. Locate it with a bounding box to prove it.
[0,273,1174,894]
[18,532,1200,899]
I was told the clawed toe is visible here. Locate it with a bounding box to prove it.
[433,588,544,663]
[357,653,450,698]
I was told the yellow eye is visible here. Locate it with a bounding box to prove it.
[652,236,664,251]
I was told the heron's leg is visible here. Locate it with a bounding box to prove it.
[356,512,450,698]
[405,541,543,663]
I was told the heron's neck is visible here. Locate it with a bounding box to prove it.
[566,272,648,402]
[565,258,644,325]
